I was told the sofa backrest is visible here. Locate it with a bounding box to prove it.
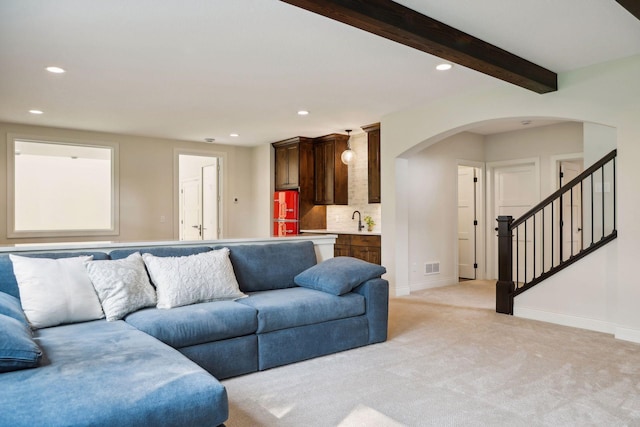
[109,246,212,260]
[223,241,317,293]
[0,242,319,298]
[0,251,110,299]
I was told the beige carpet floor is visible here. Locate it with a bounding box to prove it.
[222,281,640,426]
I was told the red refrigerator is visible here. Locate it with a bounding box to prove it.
[273,190,300,236]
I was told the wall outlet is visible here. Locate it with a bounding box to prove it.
[424,262,440,275]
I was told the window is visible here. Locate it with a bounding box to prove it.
[7,135,119,238]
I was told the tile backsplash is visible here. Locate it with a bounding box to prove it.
[326,132,381,233]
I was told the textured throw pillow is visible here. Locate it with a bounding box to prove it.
[9,255,104,329]
[0,314,43,373]
[142,248,246,309]
[85,252,157,321]
[294,256,387,296]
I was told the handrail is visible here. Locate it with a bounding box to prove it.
[512,149,616,228]
[496,149,617,314]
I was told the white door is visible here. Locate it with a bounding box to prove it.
[202,163,218,240]
[178,154,222,240]
[181,179,202,240]
[458,166,476,279]
[493,162,538,282]
[560,161,583,261]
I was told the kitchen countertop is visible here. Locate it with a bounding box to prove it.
[301,229,381,236]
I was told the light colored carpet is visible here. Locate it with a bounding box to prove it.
[223,281,640,426]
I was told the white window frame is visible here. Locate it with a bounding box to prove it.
[6,134,120,238]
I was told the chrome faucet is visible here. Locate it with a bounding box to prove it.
[352,210,364,232]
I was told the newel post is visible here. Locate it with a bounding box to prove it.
[496,216,515,315]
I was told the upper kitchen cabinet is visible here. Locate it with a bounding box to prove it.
[274,137,309,190]
[272,136,326,229]
[362,123,381,203]
[313,133,349,205]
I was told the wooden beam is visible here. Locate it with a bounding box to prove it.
[616,0,640,21]
[280,0,557,93]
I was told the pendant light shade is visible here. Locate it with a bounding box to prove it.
[341,129,355,165]
[341,148,355,164]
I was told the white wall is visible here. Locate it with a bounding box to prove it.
[405,123,583,292]
[251,143,273,238]
[381,54,640,343]
[178,155,218,181]
[514,241,617,334]
[0,122,256,243]
[484,122,584,197]
[583,122,617,166]
[407,132,484,289]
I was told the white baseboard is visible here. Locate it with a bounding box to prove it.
[410,276,457,292]
[513,307,615,334]
[614,327,640,344]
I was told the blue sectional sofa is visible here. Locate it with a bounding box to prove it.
[0,241,389,426]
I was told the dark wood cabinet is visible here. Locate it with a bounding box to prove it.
[274,138,300,190]
[334,234,381,265]
[334,234,352,257]
[272,137,326,230]
[362,123,381,203]
[313,134,349,205]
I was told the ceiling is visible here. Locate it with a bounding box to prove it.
[0,0,639,146]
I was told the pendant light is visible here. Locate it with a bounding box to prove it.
[341,129,355,165]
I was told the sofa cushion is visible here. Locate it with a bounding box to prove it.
[109,245,211,260]
[0,314,43,373]
[85,252,157,321]
[125,301,258,348]
[294,256,387,295]
[0,292,28,325]
[0,320,229,427]
[0,251,109,299]
[225,241,317,292]
[237,287,365,333]
[142,249,246,309]
[10,254,104,329]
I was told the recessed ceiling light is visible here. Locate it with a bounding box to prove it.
[297,110,309,116]
[204,138,215,143]
[230,133,239,137]
[436,63,453,71]
[29,109,43,115]
[521,120,532,126]
[46,66,65,74]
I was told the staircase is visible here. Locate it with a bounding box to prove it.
[496,150,617,314]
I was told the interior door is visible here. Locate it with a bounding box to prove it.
[181,179,202,240]
[458,166,476,279]
[494,163,537,282]
[201,162,218,240]
[560,161,583,261]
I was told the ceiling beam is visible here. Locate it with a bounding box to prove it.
[280,0,557,94]
[616,0,640,21]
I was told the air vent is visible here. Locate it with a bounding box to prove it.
[424,262,440,275]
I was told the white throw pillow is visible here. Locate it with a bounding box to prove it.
[85,252,157,321]
[142,248,246,309]
[9,255,104,329]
